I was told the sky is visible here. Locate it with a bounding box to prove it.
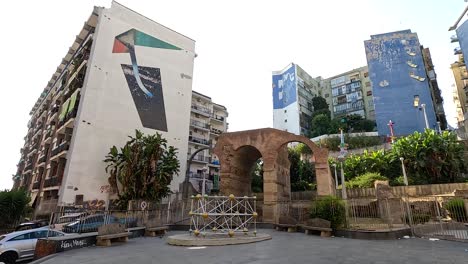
[0,0,465,189]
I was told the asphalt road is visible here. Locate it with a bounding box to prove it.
[35,230,468,264]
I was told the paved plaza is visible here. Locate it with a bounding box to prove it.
[34,230,468,264]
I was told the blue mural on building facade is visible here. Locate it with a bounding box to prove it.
[272,64,297,109]
[365,30,437,136]
[456,20,468,63]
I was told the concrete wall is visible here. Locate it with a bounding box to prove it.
[59,2,195,206]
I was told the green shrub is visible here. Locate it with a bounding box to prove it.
[310,196,346,229]
[346,173,388,189]
[402,213,431,225]
[444,199,467,222]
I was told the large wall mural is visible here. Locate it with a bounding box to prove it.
[112,29,182,131]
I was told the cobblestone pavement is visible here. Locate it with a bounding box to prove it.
[36,230,468,264]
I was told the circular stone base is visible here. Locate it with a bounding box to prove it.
[167,233,271,246]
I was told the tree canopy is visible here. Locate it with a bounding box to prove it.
[330,129,467,186]
[0,189,31,228]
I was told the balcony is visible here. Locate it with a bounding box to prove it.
[451,35,459,43]
[208,158,220,167]
[188,136,210,146]
[43,129,53,144]
[57,106,77,134]
[50,142,69,160]
[37,154,47,166]
[191,155,210,163]
[211,114,225,123]
[44,177,60,188]
[190,120,210,131]
[24,163,33,172]
[191,104,211,117]
[210,127,223,135]
[32,181,41,190]
[455,47,462,55]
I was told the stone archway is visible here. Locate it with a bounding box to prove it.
[213,128,335,223]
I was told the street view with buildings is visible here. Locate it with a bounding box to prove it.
[1,1,468,264]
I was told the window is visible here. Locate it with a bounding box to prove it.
[284,110,287,113]
[325,93,329,98]
[284,119,287,123]
[32,230,49,239]
[364,72,369,78]
[9,233,31,241]
[367,91,372,96]
[365,82,371,87]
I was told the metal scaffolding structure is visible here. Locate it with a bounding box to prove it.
[189,194,257,237]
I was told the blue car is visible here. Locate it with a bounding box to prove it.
[62,214,119,233]
[62,214,137,233]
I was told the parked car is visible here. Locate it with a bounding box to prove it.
[0,227,66,264]
[52,212,89,231]
[62,214,138,233]
[62,214,120,233]
[14,220,49,231]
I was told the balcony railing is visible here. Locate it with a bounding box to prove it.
[24,163,33,172]
[51,142,69,157]
[188,136,210,146]
[455,47,462,55]
[32,181,40,190]
[38,154,47,164]
[44,177,60,188]
[211,114,225,122]
[191,104,211,116]
[190,120,210,130]
[57,105,78,129]
[451,35,459,43]
[210,127,223,134]
[192,155,210,163]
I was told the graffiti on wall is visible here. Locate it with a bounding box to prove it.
[112,28,183,132]
[82,199,106,210]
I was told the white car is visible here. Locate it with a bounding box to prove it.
[0,227,66,264]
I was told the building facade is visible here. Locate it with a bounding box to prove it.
[451,14,468,138]
[188,91,228,194]
[364,30,444,136]
[272,63,330,136]
[13,2,196,215]
[328,66,375,121]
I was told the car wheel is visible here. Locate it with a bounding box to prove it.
[0,251,18,264]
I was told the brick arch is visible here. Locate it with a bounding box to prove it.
[213,128,335,223]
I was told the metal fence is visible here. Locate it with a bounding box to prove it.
[275,196,468,241]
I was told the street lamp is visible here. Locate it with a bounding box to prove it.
[399,157,408,186]
[413,96,429,129]
[337,156,347,200]
[400,157,414,236]
[332,164,338,189]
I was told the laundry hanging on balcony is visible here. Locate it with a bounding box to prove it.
[58,98,71,122]
[66,90,79,116]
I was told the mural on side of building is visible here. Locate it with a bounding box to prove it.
[112,28,182,131]
[272,64,297,109]
[82,199,106,211]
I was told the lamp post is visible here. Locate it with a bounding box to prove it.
[420,103,429,129]
[332,164,338,189]
[337,156,347,199]
[399,157,408,186]
[413,96,429,130]
[399,157,414,236]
